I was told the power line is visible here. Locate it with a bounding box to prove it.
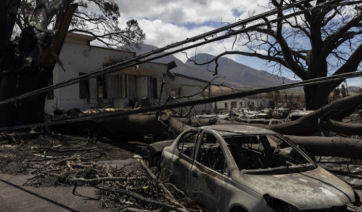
[0,0,355,106]
[1,71,361,131]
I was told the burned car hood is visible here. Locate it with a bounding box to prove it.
[242,167,355,210]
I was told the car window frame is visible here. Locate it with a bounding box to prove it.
[176,129,201,160]
[223,133,317,173]
[193,130,230,176]
[224,134,275,171]
[274,134,317,166]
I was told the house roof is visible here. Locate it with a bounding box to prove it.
[66,32,96,42]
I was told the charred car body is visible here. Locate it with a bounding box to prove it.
[149,125,360,212]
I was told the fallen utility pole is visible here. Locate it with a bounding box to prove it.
[0,71,361,131]
[0,0,358,107]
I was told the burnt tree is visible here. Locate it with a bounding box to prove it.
[190,0,362,110]
[0,0,145,127]
[46,92,362,159]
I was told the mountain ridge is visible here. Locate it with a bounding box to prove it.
[134,44,296,88]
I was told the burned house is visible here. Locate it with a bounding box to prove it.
[45,33,212,114]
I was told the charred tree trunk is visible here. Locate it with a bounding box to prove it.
[0,2,77,127]
[303,79,347,110]
[50,93,362,139]
[169,114,362,160]
[50,111,191,141]
[0,0,20,58]
[95,111,191,139]
[304,84,329,110]
[266,92,362,135]
[166,112,362,160]
[95,112,167,135]
[286,135,362,160]
[0,74,50,127]
[0,0,20,126]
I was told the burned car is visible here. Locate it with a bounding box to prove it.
[149,125,360,212]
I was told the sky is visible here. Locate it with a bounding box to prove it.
[113,0,269,65]
[93,0,362,87]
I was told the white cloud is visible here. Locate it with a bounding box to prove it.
[89,0,362,85]
[115,0,269,24]
[114,0,270,63]
[89,0,271,68]
[347,78,362,87]
[140,18,255,62]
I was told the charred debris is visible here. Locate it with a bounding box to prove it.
[0,91,362,212]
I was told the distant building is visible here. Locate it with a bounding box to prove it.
[45,33,211,114]
[214,98,271,113]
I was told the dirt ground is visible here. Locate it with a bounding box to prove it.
[1,133,362,212]
[0,133,145,212]
[0,134,139,175]
[0,173,101,212]
[0,133,200,212]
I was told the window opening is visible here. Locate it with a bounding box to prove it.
[79,73,90,99]
[224,135,311,173]
[177,131,199,158]
[231,101,237,108]
[197,133,227,174]
[97,76,107,99]
[152,78,158,98]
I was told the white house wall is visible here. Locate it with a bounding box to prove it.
[165,75,211,114]
[111,61,212,113]
[45,34,134,114]
[45,65,58,112]
[138,62,167,103]
[45,33,212,115]
[136,77,149,100]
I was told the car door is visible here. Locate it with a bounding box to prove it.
[190,131,228,212]
[170,129,200,193]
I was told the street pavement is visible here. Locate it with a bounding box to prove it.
[0,174,101,212]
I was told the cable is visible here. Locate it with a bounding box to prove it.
[0,70,361,131]
[1,0,356,106]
